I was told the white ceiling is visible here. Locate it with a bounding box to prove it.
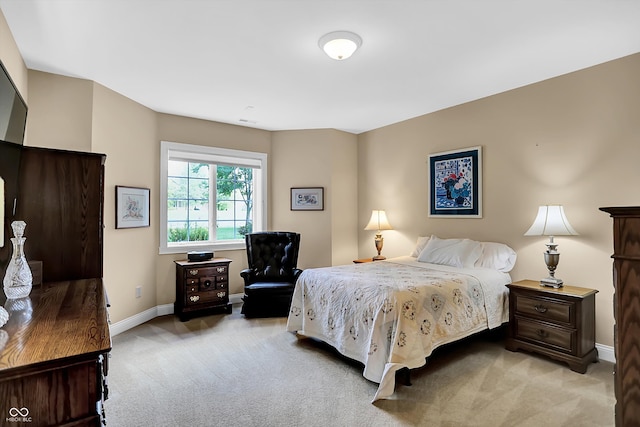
[1,1,639,134]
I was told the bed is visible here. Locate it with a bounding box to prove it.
[286,236,516,401]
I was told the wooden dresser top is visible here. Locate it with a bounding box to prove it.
[0,278,111,375]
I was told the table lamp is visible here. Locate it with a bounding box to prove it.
[364,210,393,260]
[524,205,578,288]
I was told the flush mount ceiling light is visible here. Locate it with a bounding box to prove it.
[318,31,362,60]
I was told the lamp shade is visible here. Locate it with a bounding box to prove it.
[524,205,578,236]
[318,31,362,60]
[364,210,392,231]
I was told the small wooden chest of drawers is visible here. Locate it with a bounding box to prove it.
[506,280,598,373]
[175,258,232,321]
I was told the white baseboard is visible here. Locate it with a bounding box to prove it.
[229,293,243,305]
[109,297,615,364]
[109,305,170,336]
[596,343,615,363]
[109,293,244,336]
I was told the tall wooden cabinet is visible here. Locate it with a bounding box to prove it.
[16,146,105,281]
[600,206,640,426]
[0,146,110,426]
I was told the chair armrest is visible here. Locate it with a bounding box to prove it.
[293,268,303,282]
[240,269,256,287]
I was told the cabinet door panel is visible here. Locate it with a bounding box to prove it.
[17,147,105,282]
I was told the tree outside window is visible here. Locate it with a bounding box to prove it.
[167,162,255,243]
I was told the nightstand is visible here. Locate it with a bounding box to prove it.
[505,280,598,373]
[174,258,233,321]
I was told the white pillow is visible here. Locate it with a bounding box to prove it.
[475,242,517,272]
[417,236,482,268]
[409,236,430,257]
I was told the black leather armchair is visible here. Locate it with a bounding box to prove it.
[240,231,302,318]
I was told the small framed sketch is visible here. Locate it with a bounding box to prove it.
[291,187,324,211]
[428,146,482,218]
[116,186,150,228]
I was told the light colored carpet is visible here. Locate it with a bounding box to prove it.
[105,304,615,427]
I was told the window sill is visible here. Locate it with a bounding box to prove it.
[159,241,246,255]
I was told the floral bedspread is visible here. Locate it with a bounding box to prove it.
[286,256,510,401]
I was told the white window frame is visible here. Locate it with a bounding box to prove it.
[160,140,267,254]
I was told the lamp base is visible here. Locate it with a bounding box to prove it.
[372,255,386,261]
[540,277,564,288]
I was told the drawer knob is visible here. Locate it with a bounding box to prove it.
[536,329,549,338]
[534,304,548,314]
[189,295,200,302]
[202,279,212,288]
[189,269,199,276]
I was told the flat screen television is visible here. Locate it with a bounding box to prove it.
[0,58,26,251]
[0,58,27,146]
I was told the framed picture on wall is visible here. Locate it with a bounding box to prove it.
[116,185,151,228]
[291,187,324,211]
[428,146,482,218]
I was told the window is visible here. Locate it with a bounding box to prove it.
[160,141,267,254]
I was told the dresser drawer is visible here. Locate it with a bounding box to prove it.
[198,276,216,291]
[186,289,228,306]
[514,294,574,325]
[216,276,228,288]
[186,266,228,277]
[514,317,574,353]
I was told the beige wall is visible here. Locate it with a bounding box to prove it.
[358,53,640,347]
[329,131,359,265]
[91,82,159,323]
[271,129,358,269]
[0,10,27,105]
[26,71,93,151]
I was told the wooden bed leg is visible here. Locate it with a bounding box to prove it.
[396,367,412,386]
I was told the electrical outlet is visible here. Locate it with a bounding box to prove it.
[135,286,142,298]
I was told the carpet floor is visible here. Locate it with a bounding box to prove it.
[104,304,615,427]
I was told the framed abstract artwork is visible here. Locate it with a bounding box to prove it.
[116,185,151,228]
[291,187,324,211]
[428,146,482,218]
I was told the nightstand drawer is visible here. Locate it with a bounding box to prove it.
[189,266,228,276]
[515,317,574,353]
[185,267,219,280]
[216,276,227,288]
[199,276,216,291]
[514,294,574,325]
[186,289,228,306]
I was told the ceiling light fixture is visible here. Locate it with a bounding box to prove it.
[318,31,362,60]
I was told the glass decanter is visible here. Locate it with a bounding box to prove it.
[3,220,33,299]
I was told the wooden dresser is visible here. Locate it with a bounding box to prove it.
[601,206,640,426]
[0,279,111,426]
[1,145,110,426]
